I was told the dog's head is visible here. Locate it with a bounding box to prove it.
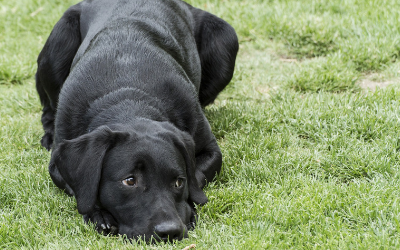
[51,122,207,241]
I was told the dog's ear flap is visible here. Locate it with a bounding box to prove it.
[175,132,208,206]
[51,126,129,214]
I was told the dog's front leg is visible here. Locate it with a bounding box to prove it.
[83,206,119,235]
[195,139,222,189]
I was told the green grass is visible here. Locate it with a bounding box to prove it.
[2,0,400,249]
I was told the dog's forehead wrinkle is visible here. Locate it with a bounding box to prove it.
[106,137,185,174]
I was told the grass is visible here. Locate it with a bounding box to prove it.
[2,0,400,249]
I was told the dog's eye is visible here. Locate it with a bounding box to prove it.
[175,178,185,188]
[122,177,137,186]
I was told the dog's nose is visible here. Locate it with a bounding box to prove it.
[154,221,185,242]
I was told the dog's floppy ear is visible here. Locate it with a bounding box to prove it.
[51,126,129,214]
[174,131,208,206]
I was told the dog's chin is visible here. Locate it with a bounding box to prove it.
[120,226,190,243]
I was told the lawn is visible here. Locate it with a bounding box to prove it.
[2,0,400,249]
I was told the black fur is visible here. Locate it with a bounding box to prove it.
[36,0,238,242]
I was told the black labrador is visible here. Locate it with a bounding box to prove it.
[36,0,238,242]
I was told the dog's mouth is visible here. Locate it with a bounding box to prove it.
[101,202,199,242]
[187,207,198,231]
[119,214,196,243]
[127,225,190,243]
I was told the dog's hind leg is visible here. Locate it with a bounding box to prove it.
[36,78,56,150]
[36,4,82,150]
[190,8,239,107]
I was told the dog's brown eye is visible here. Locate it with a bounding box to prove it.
[175,178,184,188]
[122,177,137,186]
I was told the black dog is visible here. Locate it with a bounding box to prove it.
[36,0,238,242]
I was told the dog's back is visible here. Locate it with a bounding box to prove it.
[55,0,202,143]
[74,0,201,80]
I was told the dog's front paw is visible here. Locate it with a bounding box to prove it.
[83,208,118,235]
[187,206,198,231]
[40,132,54,150]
